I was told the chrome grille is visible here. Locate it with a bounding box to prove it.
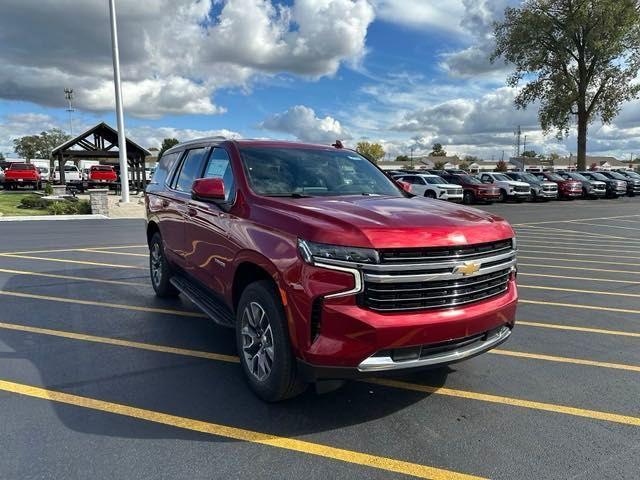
[514,186,530,193]
[361,240,516,312]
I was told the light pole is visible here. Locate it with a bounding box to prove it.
[108,0,130,203]
[64,88,74,135]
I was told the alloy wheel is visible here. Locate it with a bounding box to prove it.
[150,242,162,287]
[241,302,274,381]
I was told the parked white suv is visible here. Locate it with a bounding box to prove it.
[53,165,82,183]
[394,173,464,201]
[478,172,531,202]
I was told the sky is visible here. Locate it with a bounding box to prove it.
[1,0,639,161]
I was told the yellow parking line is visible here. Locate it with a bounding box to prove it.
[0,254,146,270]
[519,272,640,285]
[520,249,640,260]
[517,225,630,240]
[513,214,640,226]
[517,321,640,338]
[80,249,147,258]
[369,378,640,427]
[518,243,640,254]
[2,321,640,428]
[0,379,482,480]
[0,290,206,318]
[519,285,640,298]
[519,263,640,275]
[569,221,640,232]
[0,245,146,255]
[0,268,147,287]
[518,255,640,267]
[491,349,640,373]
[520,299,640,315]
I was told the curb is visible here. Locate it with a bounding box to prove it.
[0,214,109,222]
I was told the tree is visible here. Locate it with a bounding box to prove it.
[458,161,470,172]
[158,138,179,160]
[395,154,410,162]
[463,155,480,163]
[496,160,509,172]
[521,150,538,158]
[0,152,4,162]
[433,160,447,170]
[13,128,71,162]
[492,0,640,171]
[429,143,447,157]
[356,142,385,163]
[547,152,561,164]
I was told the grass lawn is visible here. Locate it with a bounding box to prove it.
[0,191,48,216]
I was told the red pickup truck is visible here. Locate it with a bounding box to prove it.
[3,163,42,190]
[88,165,118,185]
[146,139,518,401]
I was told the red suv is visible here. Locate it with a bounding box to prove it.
[437,172,501,204]
[531,171,582,199]
[2,163,42,190]
[89,165,118,185]
[146,139,518,401]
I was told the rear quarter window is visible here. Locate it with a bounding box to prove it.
[151,151,181,186]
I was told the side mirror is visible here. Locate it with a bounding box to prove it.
[192,177,225,201]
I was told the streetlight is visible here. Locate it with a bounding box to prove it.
[64,88,74,135]
[108,0,130,203]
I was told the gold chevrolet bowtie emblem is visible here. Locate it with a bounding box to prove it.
[455,262,481,276]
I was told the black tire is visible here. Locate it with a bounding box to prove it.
[424,190,436,199]
[149,232,179,298]
[463,191,474,205]
[498,189,508,202]
[236,280,307,402]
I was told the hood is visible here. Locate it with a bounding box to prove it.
[441,183,463,189]
[257,195,514,249]
[502,180,530,187]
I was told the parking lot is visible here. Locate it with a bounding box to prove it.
[0,197,639,480]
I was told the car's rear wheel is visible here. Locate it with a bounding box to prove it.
[149,232,179,298]
[236,280,306,402]
[463,191,474,204]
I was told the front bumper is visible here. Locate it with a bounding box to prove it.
[539,190,558,198]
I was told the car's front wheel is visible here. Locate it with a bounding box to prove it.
[149,232,179,298]
[424,190,436,199]
[498,189,508,202]
[236,280,306,402]
[463,191,474,204]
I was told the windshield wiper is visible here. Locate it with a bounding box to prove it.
[264,193,313,198]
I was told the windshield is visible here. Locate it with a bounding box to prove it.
[607,171,627,180]
[91,166,113,171]
[9,164,34,170]
[239,147,403,197]
[568,172,588,181]
[423,176,446,185]
[587,172,608,181]
[521,173,539,183]
[491,174,511,181]
[455,175,482,185]
[546,173,564,182]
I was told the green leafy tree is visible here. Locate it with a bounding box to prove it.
[433,160,447,170]
[547,152,561,164]
[492,0,640,171]
[458,161,470,172]
[158,138,179,160]
[395,154,410,162]
[495,160,509,172]
[463,155,480,163]
[356,142,385,163]
[13,128,70,162]
[429,143,447,157]
[521,150,538,158]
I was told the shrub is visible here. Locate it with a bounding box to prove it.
[47,201,67,215]
[43,183,53,195]
[19,195,48,209]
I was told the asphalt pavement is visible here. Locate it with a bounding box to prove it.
[0,197,639,479]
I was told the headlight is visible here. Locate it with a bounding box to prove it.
[298,239,379,265]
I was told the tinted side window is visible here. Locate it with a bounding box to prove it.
[203,148,235,203]
[174,148,208,192]
[152,151,181,186]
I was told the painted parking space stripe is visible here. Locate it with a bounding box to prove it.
[515,225,630,240]
[0,268,148,287]
[513,214,640,226]
[519,272,640,285]
[568,221,640,232]
[520,299,640,316]
[515,233,640,245]
[0,245,146,256]
[519,263,640,276]
[1,321,640,427]
[519,285,640,299]
[368,378,640,427]
[0,254,146,270]
[517,321,640,339]
[520,249,640,260]
[0,290,206,318]
[80,248,148,258]
[490,349,640,373]
[518,256,640,267]
[0,379,483,480]
[518,243,640,254]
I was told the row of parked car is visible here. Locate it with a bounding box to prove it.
[0,163,120,190]
[390,169,640,204]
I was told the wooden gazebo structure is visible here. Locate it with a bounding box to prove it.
[51,122,151,189]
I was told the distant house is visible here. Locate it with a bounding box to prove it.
[510,155,631,172]
[468,160,516,173]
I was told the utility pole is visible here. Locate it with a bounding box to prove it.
[514,125,522,157]
[109,0,130,203]
[523,135,527,154]
[64,88,74,136]
[410,146,414,169]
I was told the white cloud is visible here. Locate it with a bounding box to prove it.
[260,105,349,143]
[0,0,375,117]
[371,0,466,33]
